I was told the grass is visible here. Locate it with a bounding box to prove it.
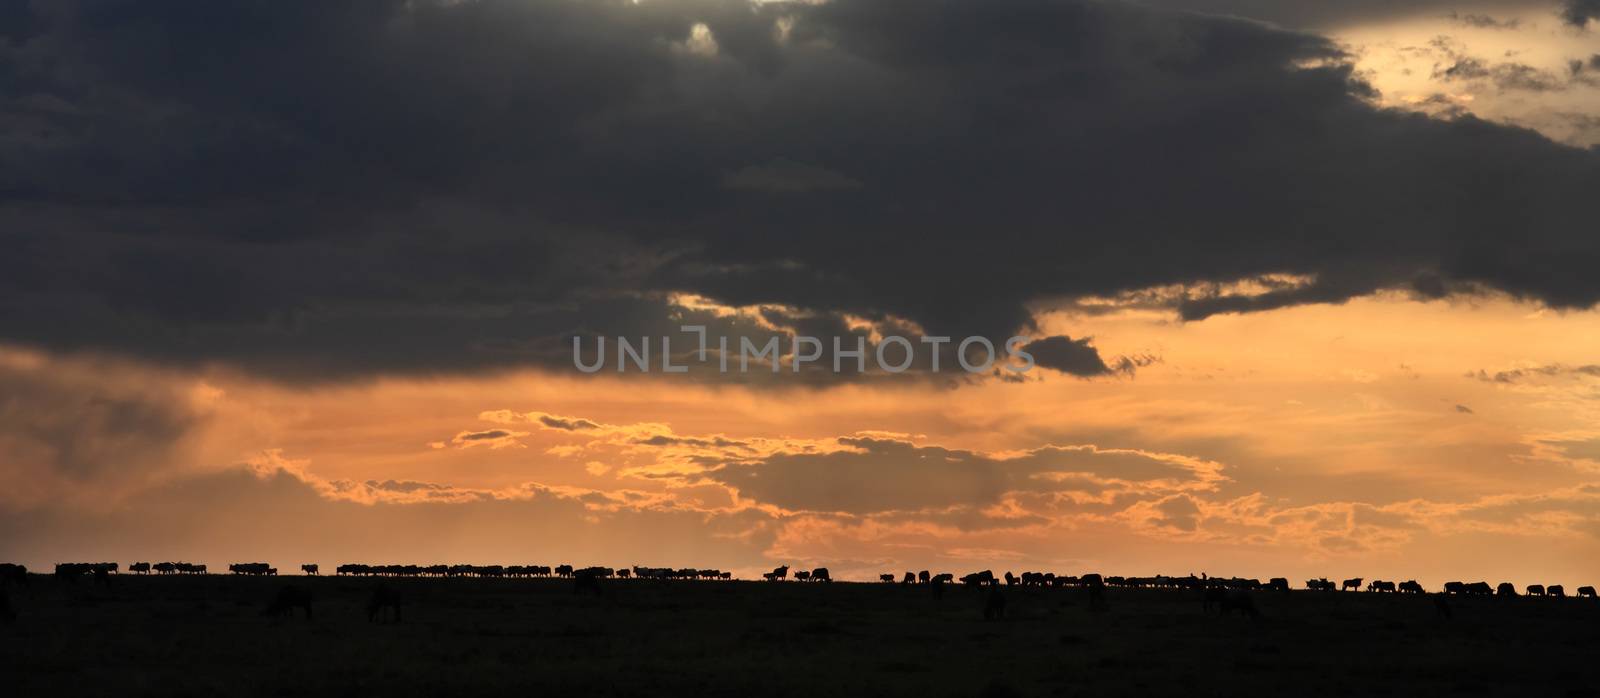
[5,576,1600,696]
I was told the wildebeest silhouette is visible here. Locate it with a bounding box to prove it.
[129,562,151,575]
[1444,581,1466,594]
[1305,578,1335,591]
[902,572,917,584]
[794,570,811,581]
[1466,582,1492,595]
[810,568,831,582]
[918,570,931,584]
[762,565,789,581]
[229,563,273,576]
[1547,584,1565,597]
[1398,580,1424,594]
[1579,586,1597,598]
[880,574,895,583]
[301,564,319,575]
[983,588,1006,620]
[1496,582,1517,596]
[1266,577,1290,592]
[1527,584,1546,596]
[1203,588,1258,618]
[0,563,26,586]
[367,585,402,622]
[1367,580,1396,593]
[961,570,996,588]
[1341,577,1363,591]
[263,586,313,620]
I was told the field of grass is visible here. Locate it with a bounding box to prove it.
[5,575,1600,696]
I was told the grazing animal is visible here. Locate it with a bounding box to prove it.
[1342,577,1363,591]
[1306,578,1335,591]
[1527,584,1546,596]
[1444,581,1466,594]
[1547,585,1565,597]
[918,570,931,584]
[573,569,604,596]
[0,563,27,586]
[1578,586,1596,598]
[880,574,895,583]
[263,586,313,620]
[367,585,402,622]
[983,589,1007,620]
[810,568,831,583]
[763,565,790,581]
[1398,580,1425,594]
[1496,582,1518,596]
[793,570,811,582]
[1203,588,1259,618]
[301,564,319,576]
[555,565,574,578]
[1466,582,1493,595]
[129,562,151,575]
[1266,577,1290,592]
[902,572,917,584]
[1368,580,1396,593]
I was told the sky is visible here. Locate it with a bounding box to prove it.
[3,0,1600,586]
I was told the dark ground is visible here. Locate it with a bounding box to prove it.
[4,575,1599,697]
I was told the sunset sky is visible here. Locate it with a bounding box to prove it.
[4,0,1600,586]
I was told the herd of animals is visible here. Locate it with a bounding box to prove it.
[3,560,1598,625]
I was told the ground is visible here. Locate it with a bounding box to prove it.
[4,575,1599,696]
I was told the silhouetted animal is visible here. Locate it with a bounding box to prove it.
[263,586,313,620]
[1547,585,1565,597]
[1444,581,1466,594]
[301,564,319,575]
[367,585,402,622]
[1306,578,1335,591]
[1368,580,1396,593]
[793,570,811,582]
[0,563,26,586]
[129,562,151,574]
[984,588,1006,620]
[1266,577,1289,591]
[573,569,604,596]
[555,564,574,578]
[1528,584,1546,596]
[918,570,931,584]
[1342,577,1363,591]
[1398,580,1424,594]
[902,572,917,584]
[1579,586,1596,598]
[1203,588,1258,618]
[880,574,895,583]
[1497,582,1518,596]
[1466,582,1492,595]
[763,565,789,581]
[810,568,831,582]
[229,563,273,576]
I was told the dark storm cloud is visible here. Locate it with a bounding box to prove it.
[3,0,1600,381]
[1023,336,1115,377]
[1561,0,1600,26]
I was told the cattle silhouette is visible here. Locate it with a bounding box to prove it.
[1528,584,1546,596]
[1579,586,1596,598]
[263,586,313,620]
[762,566,789,581]
[794,570,811,581]
[1466,582,1492,595]
[1341,577,1363,591]
[1496,582,1518,596]
[129,562,151,575]
[961,570,996,588]
[810,568,831,582]
[918,570,931,584]
[1547,585,1565,597]
[1266,577,1289,592]
[368,585,402,622]
[879,574,895,583]
[1398,580,1424,594]
[1367,580,1396,593]
[1305,578,1335,591]
[901,572,917,584]
[301,564,319,575]
[983,588,1006,620]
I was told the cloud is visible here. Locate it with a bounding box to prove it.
[1561,0,1600,27]
[1022,336,1115,377]
[1,0,1598,383]
[1455,404,1475,414]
